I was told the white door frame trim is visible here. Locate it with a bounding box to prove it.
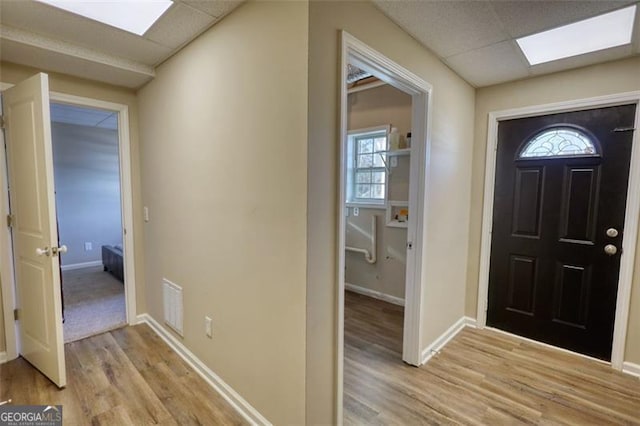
[0,83,138,361]
[476,91,640,369]
[0,82,18,360]
[337,31,433,424]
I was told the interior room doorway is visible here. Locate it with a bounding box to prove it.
[50,102,127,343]
[0,74,138,387]
[337,32,433,424]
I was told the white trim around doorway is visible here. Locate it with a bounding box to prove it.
[49,91,138,328]
[476,91,640,370]
[337,31,433,425]
[0,84,138,362]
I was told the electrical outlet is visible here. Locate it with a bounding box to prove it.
[84,242,92,251]
[353,207,359,216]
[391,157,398,168]
[205,316,213,338]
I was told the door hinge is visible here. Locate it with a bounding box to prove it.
[6,214,13,227]
[13,309,18,321]
[0,116,4,129]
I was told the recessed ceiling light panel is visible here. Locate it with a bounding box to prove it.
[37,0,173,36]
[516,5,636,65]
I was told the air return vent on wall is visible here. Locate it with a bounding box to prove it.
[163,278,183,336]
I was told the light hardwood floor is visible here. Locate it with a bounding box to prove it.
[0,324,247,425]
[344,290,640,425]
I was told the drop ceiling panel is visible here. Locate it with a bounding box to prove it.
[0,1,173,65]
[184,0,244,18]
[373,1,509,57]
[445,41,530,87]
[145,2,217,50]
[0,38,152,88]
[490,1,636,38]
[373,0,640,87]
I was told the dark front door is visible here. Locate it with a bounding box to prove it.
[487,104,636,361]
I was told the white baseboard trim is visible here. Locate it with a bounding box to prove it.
[421,316,476,364]
[0,351,7,364]
[60,260,103,271]
[622,361,640,378]
[136,314,270,425]
[486,326,611,366]
[345,282,405,306]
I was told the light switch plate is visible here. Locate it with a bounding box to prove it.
[84,242,92,251]
[205,316,213,338]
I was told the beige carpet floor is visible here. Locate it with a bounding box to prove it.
[62,266,126,343]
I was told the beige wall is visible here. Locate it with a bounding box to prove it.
[136,1,308,424]
[467,56,640,364]
[0,61,145,354]
[348,84,412,135]
[307,2,476,423]
[346,84,411,299]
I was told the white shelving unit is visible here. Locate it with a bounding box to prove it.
[386,148,411,157]
[386,200,409,228]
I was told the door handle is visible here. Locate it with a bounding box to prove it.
[604,244,618,256]
[36,247,50,256]
[52,245,68,257]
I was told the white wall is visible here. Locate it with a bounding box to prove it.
[52,122,122,266]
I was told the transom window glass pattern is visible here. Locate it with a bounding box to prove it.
[519,127,598,158]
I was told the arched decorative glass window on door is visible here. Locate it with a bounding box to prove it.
[519,127,599,159]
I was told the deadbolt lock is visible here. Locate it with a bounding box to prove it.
[606,228,619,238]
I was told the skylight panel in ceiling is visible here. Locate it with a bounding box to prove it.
[516,5,636,65]
[37,0,173,36]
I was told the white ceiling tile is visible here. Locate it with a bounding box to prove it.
[374,0,509,57]
[145,3,217,51]
[0,0,173,65]
[183,0,244,18]
[490,1,636,38]
[445,41,531,87]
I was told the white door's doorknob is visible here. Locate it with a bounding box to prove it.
[51,245,68,256]
[604,244,618,256]
[36,247,50,256]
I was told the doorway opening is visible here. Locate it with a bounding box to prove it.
[0,77,138,380]
[50,102,126,343]
[337,32,433,424]
[343,67,412,406]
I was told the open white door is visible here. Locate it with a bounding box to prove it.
[3,73,66,387]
